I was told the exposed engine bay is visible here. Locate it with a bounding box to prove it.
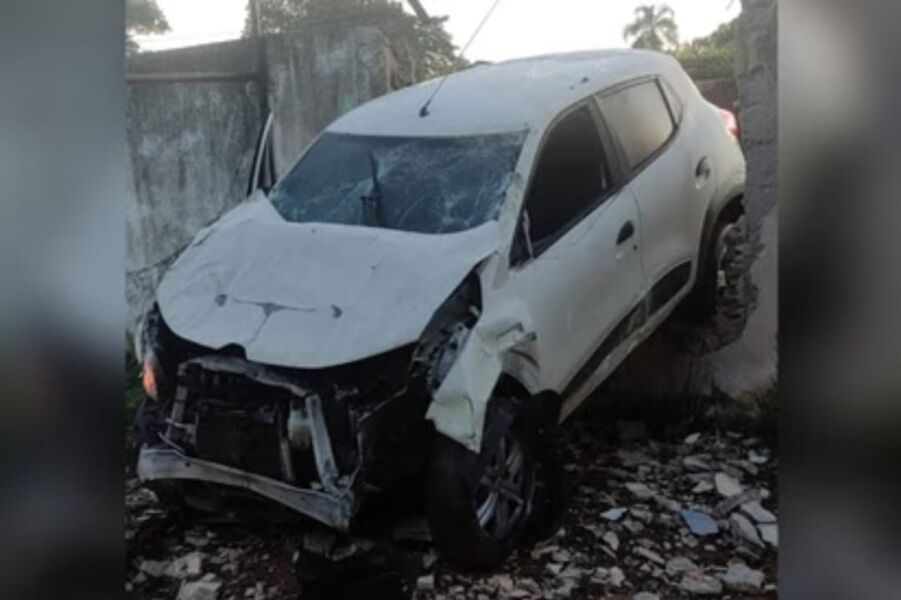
[136,272,482,529]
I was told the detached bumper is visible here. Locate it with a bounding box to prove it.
[137,446,353,530]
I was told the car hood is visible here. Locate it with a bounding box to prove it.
[156,196,500,369]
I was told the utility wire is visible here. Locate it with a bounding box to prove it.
[419,0,503,118]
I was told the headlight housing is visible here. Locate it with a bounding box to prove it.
[413,272,482,393]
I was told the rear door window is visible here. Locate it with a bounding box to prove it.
[599,80,675,171]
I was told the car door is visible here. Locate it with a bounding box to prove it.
[597,78,704,302]
[507,102,646,393]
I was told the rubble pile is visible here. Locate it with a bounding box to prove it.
[126,416,777,599]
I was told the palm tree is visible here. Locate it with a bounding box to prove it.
[623,4,679,51]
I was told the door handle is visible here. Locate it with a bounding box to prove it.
[617,220,635,246]
[695,157,712,179]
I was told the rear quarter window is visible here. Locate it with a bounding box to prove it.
[599,80,675,171]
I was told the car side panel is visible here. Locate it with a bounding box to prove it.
[506,189,645,391]
[626,102,712,290]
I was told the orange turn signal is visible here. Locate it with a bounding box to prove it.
[142,356,158,399]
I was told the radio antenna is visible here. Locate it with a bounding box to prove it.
[419,0,504,118]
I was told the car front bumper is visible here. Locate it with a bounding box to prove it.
[137,445,353,529]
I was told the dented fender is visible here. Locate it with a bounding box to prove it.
[425,299,537,453]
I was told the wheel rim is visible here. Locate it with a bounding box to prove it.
[714,223,736,297]
[473,432,531,540]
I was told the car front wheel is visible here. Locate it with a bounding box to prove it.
[425,398,538,568]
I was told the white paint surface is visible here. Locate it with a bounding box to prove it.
[328,50,676,137]
[157,195,500,368]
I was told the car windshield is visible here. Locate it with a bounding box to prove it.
[268,131,527,234]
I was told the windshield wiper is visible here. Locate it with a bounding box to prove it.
[360,150,383,227]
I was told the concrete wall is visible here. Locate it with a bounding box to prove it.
[706,0,778,398]
[126,28,400,330]
[126,62,263,330]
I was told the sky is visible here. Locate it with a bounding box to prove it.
[135,0,740,60]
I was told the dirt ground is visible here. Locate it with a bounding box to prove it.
[126,403,778,600]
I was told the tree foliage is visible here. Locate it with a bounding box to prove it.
[244,0,463,81]
[675,18,737,80]
[126,0,170,54]
[623,4,679,51]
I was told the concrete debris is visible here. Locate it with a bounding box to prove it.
[530,542,558,560]
[489,574,513,592]
[730,513,764,548]
[185,532,212,548]
[759,523,779,548]
[127,416,776,599]
[630,508,653,524]
[719,562,765,592]
[622,518,645,534]
[682,456,713,471]
[416,574,436,592]
[715,488,762,517]
[665,556,699,577]
[166,552,203,578]
[684,432,701,445]
[601,507,627,522]
[609,566,626,587]
[138,559,169,578]
[679,571,724,595]
[177,579,221,600]
[625,482,656,500]
[681,509,719,536]
[692,481,715,494]
[633,593,660,600]
[633,546,665,565]
[748,450,769,465]
[602,531,620,551]
[714,472,744,497]
[741,500,777,524]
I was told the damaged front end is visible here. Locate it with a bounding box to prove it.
[136,275,483,529]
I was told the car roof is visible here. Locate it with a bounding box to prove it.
[328,49,683,138]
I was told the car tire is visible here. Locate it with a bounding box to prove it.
[677,213,751,355]
[426,397,539,569]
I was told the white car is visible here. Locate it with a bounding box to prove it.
[135,49,746,567]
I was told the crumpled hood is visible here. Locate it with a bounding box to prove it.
[157,197,500,369]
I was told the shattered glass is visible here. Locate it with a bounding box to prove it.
[269,131,527,234]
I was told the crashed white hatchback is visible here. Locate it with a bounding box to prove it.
[135,49,746,566]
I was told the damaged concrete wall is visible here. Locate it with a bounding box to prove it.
[608,0,777,403]
[126,62,263,330]
[265,28,397,174]
[704,0,778,398]
[126,28,401,331]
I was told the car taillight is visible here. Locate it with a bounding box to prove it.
[719,108,740,139]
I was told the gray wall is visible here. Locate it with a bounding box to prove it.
[126,28,399,330]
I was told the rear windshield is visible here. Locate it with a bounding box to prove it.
[269,131,527,234]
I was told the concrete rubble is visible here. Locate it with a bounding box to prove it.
[126,415,777,598]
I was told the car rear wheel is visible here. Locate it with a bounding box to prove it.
[677,213,750,354]
[426,398,538,568]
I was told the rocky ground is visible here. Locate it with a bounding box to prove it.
[126,408,778,600]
